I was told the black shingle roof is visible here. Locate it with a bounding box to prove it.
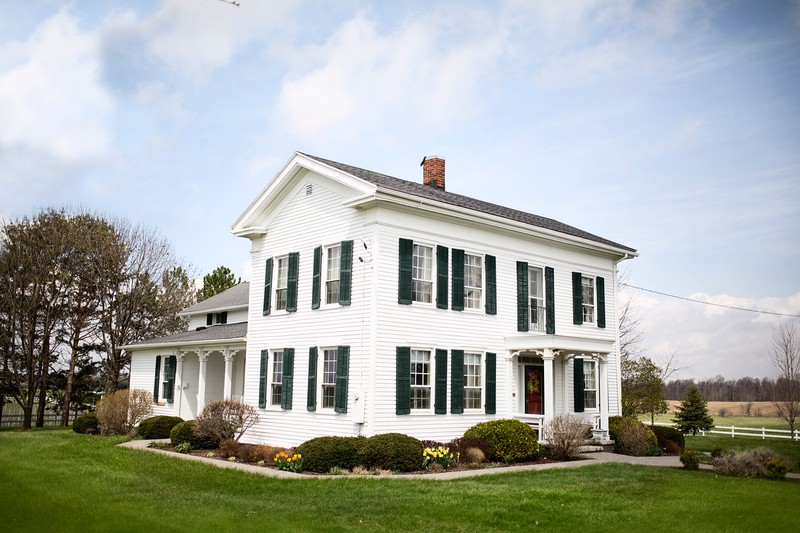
[126,322,247,348]
[302,153,636,253]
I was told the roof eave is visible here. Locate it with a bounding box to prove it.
[177,304,248,317]
[122,336,247,351]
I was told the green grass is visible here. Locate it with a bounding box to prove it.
[642,413,790,430]
[1,431,798,532]
[685,434,800,469]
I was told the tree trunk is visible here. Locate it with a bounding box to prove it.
[61,332,81,427]
[22,403,33,430]
[35,337,50,427]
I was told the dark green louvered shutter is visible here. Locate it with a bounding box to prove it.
[263,258,273,315]
[307,347,318,411]
[281,348,294,410]
[516,262,529,332]
[339,240,353,306]
[545,266,555,334]
[485,255,497,315]
[206,314,213,326]
[286,252,299,312]
[398,239,413,304]
[396,347,411,415]
[435,349,447,414]
[311,246,322,309]
[597,276,606,328]
[486,352,496,415]
[258,350,268,408]
[334,346,349,413]
[451,249,465,311]
[451,349,464,414]
[436,245,449,309]
[153,356,161,401]
[572,271,583,325]
[166,355,177,403]
[574,359,585,413]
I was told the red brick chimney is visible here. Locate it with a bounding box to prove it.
[421,155,445,190]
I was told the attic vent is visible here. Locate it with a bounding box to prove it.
[306,183,313,196]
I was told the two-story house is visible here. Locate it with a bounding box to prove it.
[127,152,636,447]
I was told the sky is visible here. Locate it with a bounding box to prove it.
[1,0,798,381]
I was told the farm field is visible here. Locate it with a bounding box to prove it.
[643,401,790,430]
[1,430,798,532]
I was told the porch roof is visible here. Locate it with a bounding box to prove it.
[504,334,615,356]
[122,322,247,350]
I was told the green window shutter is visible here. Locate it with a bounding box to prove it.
[311,246,322,309]
[545,266,555,334]
[258,350,268,408]
[339,240,353,306]
[485,255,497,315]
[450,349,464,414]
[516,262,529,332]
[263,258,273,315]
[398,238,413,305]
[334,346,350,413]
[573,359,585,413]
[281,348,294,410]
[153,355,161,401]
[597,276,606,328]
[166,355,177,403]
[396,347,411,415]
[286,252,299,312]
[434,349,447,414]
[451,249,465,311]
[572,271,583,325]
[307,347,317,411]
[486,352,496,415]
[436,245,449,309]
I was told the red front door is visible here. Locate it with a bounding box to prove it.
[525,366,544,415]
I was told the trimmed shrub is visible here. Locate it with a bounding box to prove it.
[169,420,217,450]
[712,447,791,479]
[96,389,153,435]
[356,433,424,472]
[296,436,363,473]
[680,450,700,470]
[72,413,99,434]
[137,416,184,439]
[463,447,487,465]
[608,416,658,456]
[764,459,789,480]
[651,425,685,455]
[545,415,591,460]
[219,438,242,459]
[446,436,495,461]
[710,446,726,458]
[238,444,275,464]
[195,399,260,444]
[464,419,540,462]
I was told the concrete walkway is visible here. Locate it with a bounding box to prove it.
[120,439,716,480]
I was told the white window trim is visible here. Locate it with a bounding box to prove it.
[583,359,598,411]
[581,275,596,325]
[268,349,284,408]
[528,265,545,331]
[318,347,338,410]
[463,252,484,312]
[463,351,484,411]
[411,243,434,306]
[274,256,289,313]
[159,360,170,403]
[409,348,434,413]
[322,244,341,308]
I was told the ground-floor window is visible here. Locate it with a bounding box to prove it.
[464,352,482,409]
[410,349,432,410]
[321,348,337,408]
[583,360,597,409]
[271,350,283,406]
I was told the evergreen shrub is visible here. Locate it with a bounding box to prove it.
[680,450,700,470]
[169,420,217,449]
[463,419,539,462]
[446,436,495,460]
[295,436,363,473]
[72,413,99,434]
[651,425,685,454]
[356,433,424,472]
[608,416,658,456]
[136,416,184,439]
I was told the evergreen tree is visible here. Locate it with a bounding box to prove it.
[197,266,241,302]
[672,385,714,435]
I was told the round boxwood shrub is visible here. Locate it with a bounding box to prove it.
[356,433,424,472]
[295,436,363,473]
[680,450,700,470]
[137,415,184,439]
[72,413,99,434]
[169,420,217,449]
[608,416,658,456]
[651,425,685,454]
[464,419,539,462]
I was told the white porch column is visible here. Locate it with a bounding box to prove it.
[197,348,208,413]
[174,351,185,419]
[542,349,555,440]
[598,354,609,439]
[223,347,235,400]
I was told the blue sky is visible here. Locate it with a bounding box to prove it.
[1,0,798,380]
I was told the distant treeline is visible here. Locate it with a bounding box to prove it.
[663,377,794,402]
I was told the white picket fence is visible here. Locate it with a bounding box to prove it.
[653,422,799,441]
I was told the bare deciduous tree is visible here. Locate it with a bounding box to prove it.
[769,322,800,440]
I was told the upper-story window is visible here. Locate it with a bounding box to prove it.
[206,312,228,326]
[529,267,544,332]
[271,350,283,405]
[464,254,483,310]
[581,276,595,324]
[464,352,482,409]
[325,245,341,305]
[412,244,433,304]
[275,257,288,311]
[410,349,432,409]
[583,360,597,409]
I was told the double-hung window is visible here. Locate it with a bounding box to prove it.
[410,349,432,410]
[464,352,482,409]
[412,245,433,303]
[464,254,482,310]
[581,276,595,324]
[583,360,597,409]
[325,245,341,305]
[321,348,337,408]
[529,267,545,331]
[271,350,283,406]
[275,257,288,311]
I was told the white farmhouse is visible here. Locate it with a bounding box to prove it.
[126,152,637,447]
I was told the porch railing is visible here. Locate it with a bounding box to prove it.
[516,414,545,440]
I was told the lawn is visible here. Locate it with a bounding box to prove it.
[1,431,798,532]
[642,413,791,430]
[685,434,800,469]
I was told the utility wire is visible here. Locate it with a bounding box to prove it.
[620,283,800,318]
